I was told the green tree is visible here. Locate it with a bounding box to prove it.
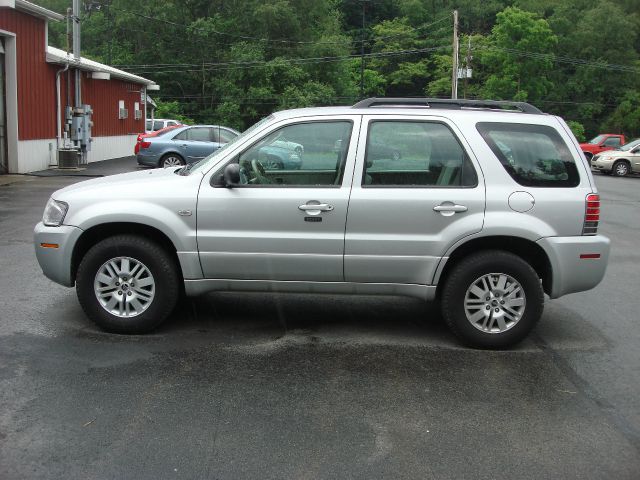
[602,91,640,137]
[566,120,586,142]
[479,7,557,102]
[154,101,194,125]
[34,0,640,134]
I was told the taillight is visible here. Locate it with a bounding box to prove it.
[583,193,600,235]
[136,134,143,142]
[140,141,151,150]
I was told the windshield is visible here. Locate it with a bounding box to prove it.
[619,138,640,151]
[185,115,275,175]
[588,135,605,144]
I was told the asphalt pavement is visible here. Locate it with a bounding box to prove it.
[0,163,639,479]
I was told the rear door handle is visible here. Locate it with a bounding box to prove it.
[433,202,468,216]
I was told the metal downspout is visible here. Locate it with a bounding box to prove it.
[55,64,70,151]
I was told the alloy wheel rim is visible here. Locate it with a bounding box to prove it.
[94,256,155,318]
[464,273,526,334]
[163,157,182,167]
[616,163,627,175]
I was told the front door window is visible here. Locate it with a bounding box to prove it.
[227,121,353,186]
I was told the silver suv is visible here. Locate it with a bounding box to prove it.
[34,98,610,348]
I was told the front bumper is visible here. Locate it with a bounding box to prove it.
[591,158,614,172]
[34,222,83,287]
[537,235,610,299]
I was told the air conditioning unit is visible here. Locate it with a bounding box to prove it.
[118,108,129,119]
[134,109,143,120]
[57,149,80,169]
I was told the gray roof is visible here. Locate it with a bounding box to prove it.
[15,0,64,21]
[46,46,159,87]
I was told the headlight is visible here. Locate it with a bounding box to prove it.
[601,156,613,161]
[43,198,69,226]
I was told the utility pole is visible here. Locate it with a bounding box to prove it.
[72,0,81,108]
[359,0,367,99]
[451,9,459,99]
[463,37,471,99]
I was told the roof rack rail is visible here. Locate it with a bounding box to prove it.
[352,97,543,114]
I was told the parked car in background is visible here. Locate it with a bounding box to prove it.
[134,124,183,155]
[137,125,240,168]
[580,133,626,161]
[334,139,401,161]
[591,138,640,176]
[145,118,182,133]
[250,144,303,170]
[271,139,304,156]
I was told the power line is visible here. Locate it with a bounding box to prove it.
[107,7,451,52]
[124,47,449,75]
[479,45,640,74]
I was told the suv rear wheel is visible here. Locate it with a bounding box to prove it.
[441,250,544,349]
[76,234,181,334]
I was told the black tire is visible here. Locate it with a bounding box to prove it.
[441,250,544,349]
[159,153,185,168]
[612,160,629,177]
[76,234,181,334]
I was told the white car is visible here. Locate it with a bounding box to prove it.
[145,118,182,134]
[591,138,640,176]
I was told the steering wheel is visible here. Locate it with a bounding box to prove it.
[251,159,271,184]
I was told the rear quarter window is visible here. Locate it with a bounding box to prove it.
[476,122,580,187]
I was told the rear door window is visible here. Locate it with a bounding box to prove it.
[219,129,238,143]
[188,127,213,142]
[476,122,580,187]
[363,121,477,187]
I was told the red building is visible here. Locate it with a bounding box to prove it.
[0,0,158,173]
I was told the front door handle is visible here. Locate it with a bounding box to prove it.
[433,202,468,216]
[298,202,334,215]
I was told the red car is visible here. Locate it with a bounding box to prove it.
[134,124,183,155]
[579,134,626,161]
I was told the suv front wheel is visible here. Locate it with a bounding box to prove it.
[76,234,181,333]
[441,250,544,349]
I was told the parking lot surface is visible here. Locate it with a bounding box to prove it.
[1,165,639,479]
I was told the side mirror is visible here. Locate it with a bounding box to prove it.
[222,163,241,187]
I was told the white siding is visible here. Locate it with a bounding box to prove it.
[16,138,55,173]
[16,134,137,173]
[88,134,136,162]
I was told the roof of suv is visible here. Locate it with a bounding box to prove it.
[272,98,548,122]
